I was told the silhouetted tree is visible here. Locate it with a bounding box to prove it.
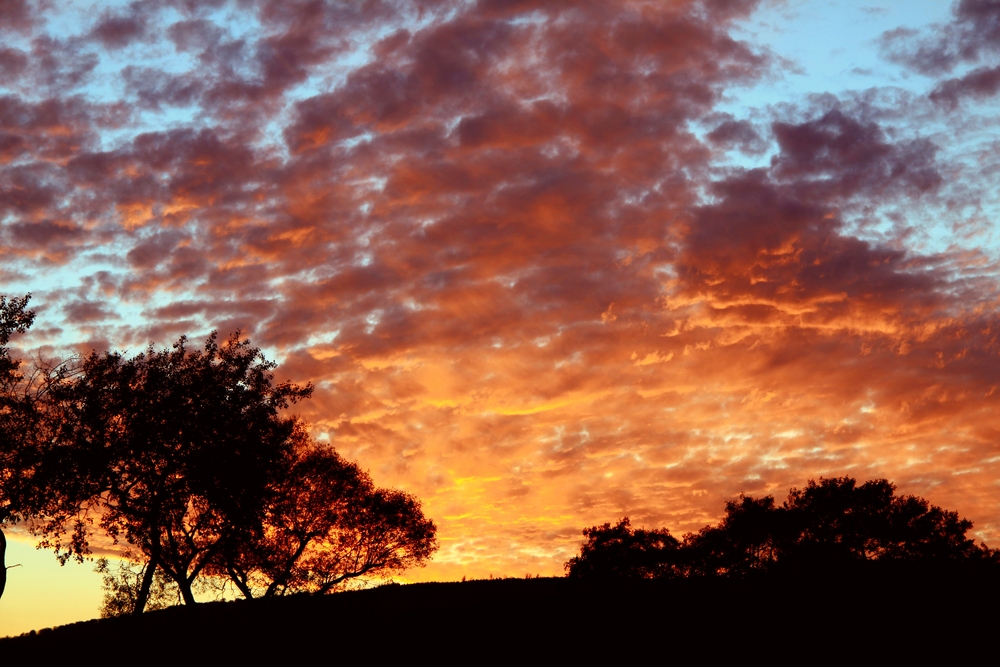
[30,331,312,613]
[95,557,181,617]
[565,518,680,579]
[683,494,793,576]
[783,477,985,564]
[217,441,437,597]
[567,477,996,579]
[0,294,35,603]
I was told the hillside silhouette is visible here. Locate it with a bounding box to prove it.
[3,569,999,658]
[6,475,1000,655]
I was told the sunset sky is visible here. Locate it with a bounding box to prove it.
[3,0,1000,635]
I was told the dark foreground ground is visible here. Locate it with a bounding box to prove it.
[3,564,998,659]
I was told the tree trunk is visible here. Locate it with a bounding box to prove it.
[0,527,7,602]
[227,565,255,600]
[178,577,197,606]
[133,556,159,616]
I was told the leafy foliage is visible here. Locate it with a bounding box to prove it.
[95,557,181,618]
[565,518,679,579]
[218,442,437,598]
[29,331,312,611]
[567,476,998,579]
[0,323,437,613]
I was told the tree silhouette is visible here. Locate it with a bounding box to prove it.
[31,331,312,613]
[94,557,181,617]
[0,294,35,603]
[567,476,997,579]
[783,477,985,564]
[565,518,680,579]
[217,442,437,597]
[683,494,793,576]
[4,326,437,612]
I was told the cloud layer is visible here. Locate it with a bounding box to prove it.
[3,0,1000,579]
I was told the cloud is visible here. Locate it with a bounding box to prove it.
[882,0,1000,105]
[90,6,149,49]
[3,0,1000,583]
[930,63,1000,106]
[0,0,42,35]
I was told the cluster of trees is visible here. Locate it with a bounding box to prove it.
[566,477,998,579]
[0,295,437,614]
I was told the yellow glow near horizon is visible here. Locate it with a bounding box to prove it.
[0,535,105,638]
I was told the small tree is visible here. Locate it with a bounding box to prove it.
[306,486,437,594]
[218,441,438,597]
[565,518,680,579]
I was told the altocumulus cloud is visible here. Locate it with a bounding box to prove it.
[1,0,999,579]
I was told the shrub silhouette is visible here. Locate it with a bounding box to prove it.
[567,477,998,578]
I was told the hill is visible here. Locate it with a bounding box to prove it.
[3,565,998,658]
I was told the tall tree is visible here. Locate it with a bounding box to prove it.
[0,294,35,603]
[33,331,312,613]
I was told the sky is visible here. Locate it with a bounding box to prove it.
[3,0,1000,635]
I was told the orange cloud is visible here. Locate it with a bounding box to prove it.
[3,0,1000,585]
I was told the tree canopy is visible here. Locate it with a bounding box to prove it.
[566,476,998,579]
[217,441,438,599]
[0,317,438,612]
[564,518,679,580]
[30,332,315,610]
[0,295,35,603]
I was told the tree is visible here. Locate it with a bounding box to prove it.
[683,494,792,576]
[565,518,680,579]
[566,476,996,579]
[12,327,436,612]
[217,440,438,598]
[30,331,312,613]
[94,557,181,618]
[0,294,35,603]
[783,476,985,564]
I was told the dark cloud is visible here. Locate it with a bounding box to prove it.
[0,0,41,35]
[27,37,99,91]
[63,300,119,323]
[0,47,28,84]
[770,108,941,198]
[7,220,84,255]
[122,67,205,111]
[706,117,768,154]
[883,0,1000,104]
[930,63,1000,106]
[90,10,148,49]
